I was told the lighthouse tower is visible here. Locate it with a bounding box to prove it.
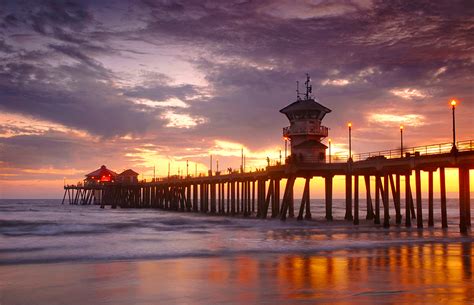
[280,74,331,163]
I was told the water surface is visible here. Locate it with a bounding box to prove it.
[1,199,473,304]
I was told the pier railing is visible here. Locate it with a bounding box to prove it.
[330,139,474,162]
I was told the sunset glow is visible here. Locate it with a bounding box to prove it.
[0,1,473,198]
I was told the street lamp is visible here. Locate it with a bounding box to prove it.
[400,125,404,157]
[451,99,457,151]
[328,138,332,163]
[348,122,352,161]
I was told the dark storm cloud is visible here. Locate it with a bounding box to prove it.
[0,59,157,137]
[132,0,474,147]
[0,39,14,53]
[135,0,474,77]
[48,43,108,73]
[124,83,203,102]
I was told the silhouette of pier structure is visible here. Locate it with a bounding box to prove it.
[63,76,473,233]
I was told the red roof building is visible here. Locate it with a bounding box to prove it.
[85,165,117,183]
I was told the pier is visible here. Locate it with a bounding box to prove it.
[63,140,474,233]
[63,76,473,232]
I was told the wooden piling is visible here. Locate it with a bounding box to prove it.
[374,175,381,225]
[226,182,231,214]
[364,175,374,220]
[272,179,280,218]
[415,169,423,228]
[210,183,217,214]
[325,176,333,221]
[231,181,236,215]
[305,177,311,220]
[439,167,448,228]
[280,176,296,221]
[236,181,240,214]
[288,185,294,218]
[354,175,359,225]
[459,167,469,233]
[389,174,401,224]
[251,180,255,213]
[428,170,434,227]
[297,177,311,220]
[383,175,390,228]
[345,174,353,221]
[405,173,411,227]
[61,190,67,204]
[263,180,273,218]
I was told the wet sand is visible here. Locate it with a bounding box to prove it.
[2,242,474,305]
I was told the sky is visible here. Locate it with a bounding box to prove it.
[0,0,473,198]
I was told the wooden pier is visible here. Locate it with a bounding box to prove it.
[64,140,473,233]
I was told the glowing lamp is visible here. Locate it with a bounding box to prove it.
[450,99,457,107]
[348,122,352,128]
[400,125,404,130]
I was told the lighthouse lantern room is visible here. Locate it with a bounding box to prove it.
[279,74,331,163]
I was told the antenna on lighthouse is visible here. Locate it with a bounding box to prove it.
[305,73,312,100]
[296,81,301,100]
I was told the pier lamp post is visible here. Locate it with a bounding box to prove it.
[284,137,288,160]
[400,125,404,157]
[328,139,332,163]
[450,99,457,151]
[348,122,352,161]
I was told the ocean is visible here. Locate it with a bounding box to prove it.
[1,199,473,304]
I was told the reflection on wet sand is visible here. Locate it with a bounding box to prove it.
[1,242,473,305]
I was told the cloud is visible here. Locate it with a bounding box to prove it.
[322,79,351,86]
[259,0,374,19]
[390,88,429,100]
[161,111,207,128]
[131,97,189,108]
[368,113,426,127]
[0,61,157,137]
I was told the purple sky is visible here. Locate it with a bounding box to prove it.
[0,0,473,198]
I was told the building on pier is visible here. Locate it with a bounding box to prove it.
[85,165,117,184]
[117,169,139,184]
[280,74,331,163]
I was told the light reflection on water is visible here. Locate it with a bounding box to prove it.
[1,242,473,305]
